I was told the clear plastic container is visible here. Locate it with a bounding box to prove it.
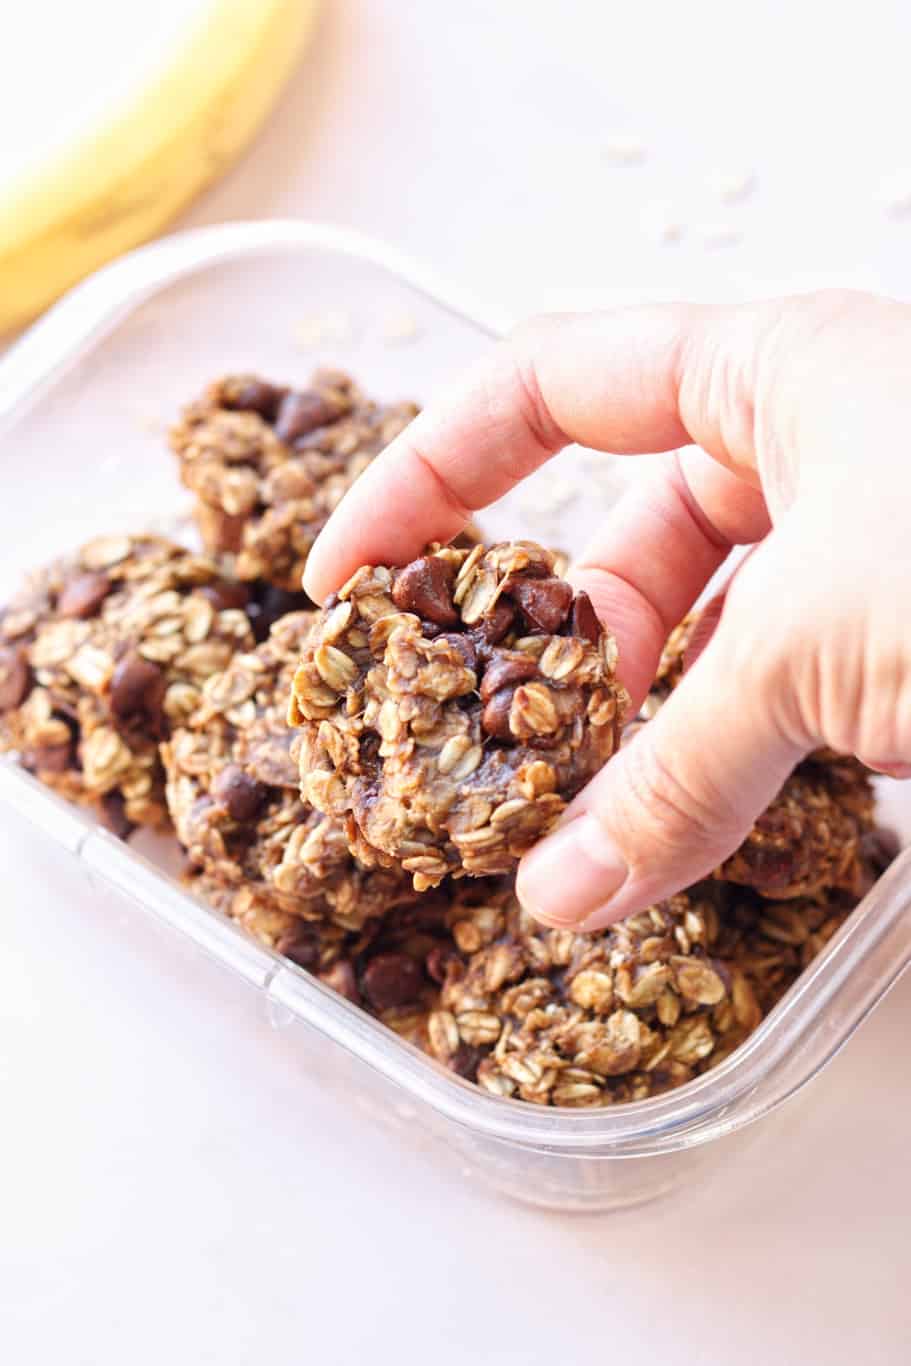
[2,220,911,1212]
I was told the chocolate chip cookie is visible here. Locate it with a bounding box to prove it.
[163,610,420,947]
[0,535,255,832]
[170,370,419,591]
[289,541,629,889]
[424,876,865,1105]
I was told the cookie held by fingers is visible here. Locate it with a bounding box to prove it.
[289,541,629,889]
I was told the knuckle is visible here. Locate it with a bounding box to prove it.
[842,669,911,763]
[758,289,873,348]
[501,323,567,453]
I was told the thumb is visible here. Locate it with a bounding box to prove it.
[516,625,805,930]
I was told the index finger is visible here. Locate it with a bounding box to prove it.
[303,303,756,602]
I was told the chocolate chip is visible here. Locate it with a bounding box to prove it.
[221,376,287,419]
[507,576,573,633]
[99,791,135,840]
[452,526,480,550]
[211,764,269,822]
[248,585,311,641]
[738,846,798,892]
[570,590,601,645]
[319,960,361,1005]
[437,632,477,670]
[425,944,459,985]
[277,931,320,971]
[200,581,252,613]
[58,572,111,620]
[478,651,538,702]
[391,556,459,627]
[481,686,515,739]
[109,653,167,737]
[516,559,551,579]
[471,598,515,646]
[275,390,336,444]
[244,735,297,789]
[450,1043,484,1080]
[0,645,29,711]
[388,895,448,935]
[861,827,901,876]
[361,952,423,1011]
[31,740,74,774]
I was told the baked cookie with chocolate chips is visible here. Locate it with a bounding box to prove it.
[163,610,420,943]
[423,867,883,1106]
[290,541,629,889]
[170,371,420,591]
[195,872,446,1047]
[424,880,763,1105]
[717,761,874,899]
[0,535,255,833]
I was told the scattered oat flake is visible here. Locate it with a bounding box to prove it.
[699,223,743,249]
[293,310,354,349]
[383,313,421,344]
[293,317,326,348]
[127,403,165,435]
[603,135,647,166]
[706,169,756,204]
[642,202,685,245]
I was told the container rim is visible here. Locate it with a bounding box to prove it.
[2,219,910,1157]
[0,219,507,429]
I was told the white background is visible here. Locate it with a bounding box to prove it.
[4,2,911,1362]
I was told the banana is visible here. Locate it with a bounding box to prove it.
[0,0,320,335]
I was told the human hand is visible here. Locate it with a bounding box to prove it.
[304,291,911,930]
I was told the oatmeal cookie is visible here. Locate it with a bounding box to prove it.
[717,762,874,899]
[0,534,255,832]
[425,880,765,1105]
[423,862,884,1106]
[722,886,860,1013]
[194,867,450,1048]
[290,541,629,889]
[170,370,419,591]
[163,611,419,935]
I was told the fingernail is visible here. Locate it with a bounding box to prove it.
[868,761,911,780]
[517,812,628,927]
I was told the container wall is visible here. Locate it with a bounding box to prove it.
[2,226,910,1214]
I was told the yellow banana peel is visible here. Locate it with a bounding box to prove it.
[0,0,320,334]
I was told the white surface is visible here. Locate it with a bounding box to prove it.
[5,2,911,1361]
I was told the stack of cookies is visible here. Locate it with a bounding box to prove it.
[0,370,890,1108]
